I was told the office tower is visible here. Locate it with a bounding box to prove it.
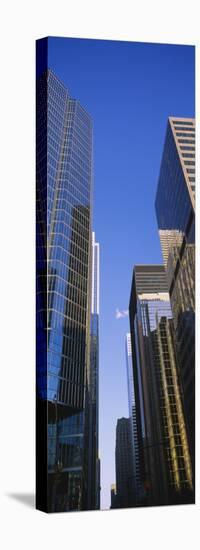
[155,117,195,481]
[129,265,168,502]
[115,417,135,508]
[110,484,118,509]
[125,334,141,504]
[36,42,93,512]
[87,232,100,509]
[129,265,193,506]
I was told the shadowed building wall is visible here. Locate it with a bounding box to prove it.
[87,232,100,509]
[115,417,135,508]
[126,334,142,504]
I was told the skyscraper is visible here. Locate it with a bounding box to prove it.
[125,334,141,504]
[115,417,135,508]
[110,484,118,509]
[129,265,193,506]
[155,117,195,482]
[87,232,100,509]
[129,265,168,501]
[36,41,93,512]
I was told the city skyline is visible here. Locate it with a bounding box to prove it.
[36,37,195,510]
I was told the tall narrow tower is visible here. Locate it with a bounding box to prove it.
[126,334,141,504]
[88,232,100,509]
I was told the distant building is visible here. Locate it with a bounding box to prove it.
[126,334,142,504]
[155,117,195,482]
[129,265,193,505]
[110,484,118,509]
[115,417,135,508]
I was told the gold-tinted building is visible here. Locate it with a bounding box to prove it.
[129,266,193,505]
[155,117,195,485]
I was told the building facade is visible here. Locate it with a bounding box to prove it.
[36,57,93,511]
[115,417,135,508]
[155,117,195,482]
[125,334,142,504]
[129,265,193,506]
[87,232,100,509]
[110,484,118,509]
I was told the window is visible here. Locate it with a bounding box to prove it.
[176,132,195,138]
[174,126,195,132]
[173,120,194,126]
[180,145,195,150]
[178,139,195,144]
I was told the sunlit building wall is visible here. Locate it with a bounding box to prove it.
[155,117,195,482]
[129,265,193,505]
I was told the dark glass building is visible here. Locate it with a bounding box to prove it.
[155,117,195,484]
[87,232,100,510]
[129,265,193,506]
[36,40,93,512]
[110,484,118,509]
[115,417,135,508]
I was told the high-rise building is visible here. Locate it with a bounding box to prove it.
[110,484,118,509]
[115,417,135,508]
[125,334,141,504]
[129,265,168,501]
[36,41,93,512]
[129,265,193,505]
[155,117,195,482]
[87,232,100,509]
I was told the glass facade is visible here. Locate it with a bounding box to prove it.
[136,293,193,504]
[36,65,93,512]
[126,334,142,504]
[129,266,193,506]
[87,232,100,509]
[115,418,135,508]
[155,117,195,483]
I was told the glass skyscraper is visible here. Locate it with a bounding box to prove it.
[125,334,142,504]
[36,40,93,512]
[155,117,195,484]
[87,232,100,510]
[129,265,193,506]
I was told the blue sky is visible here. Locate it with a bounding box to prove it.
[47,37,195,510]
